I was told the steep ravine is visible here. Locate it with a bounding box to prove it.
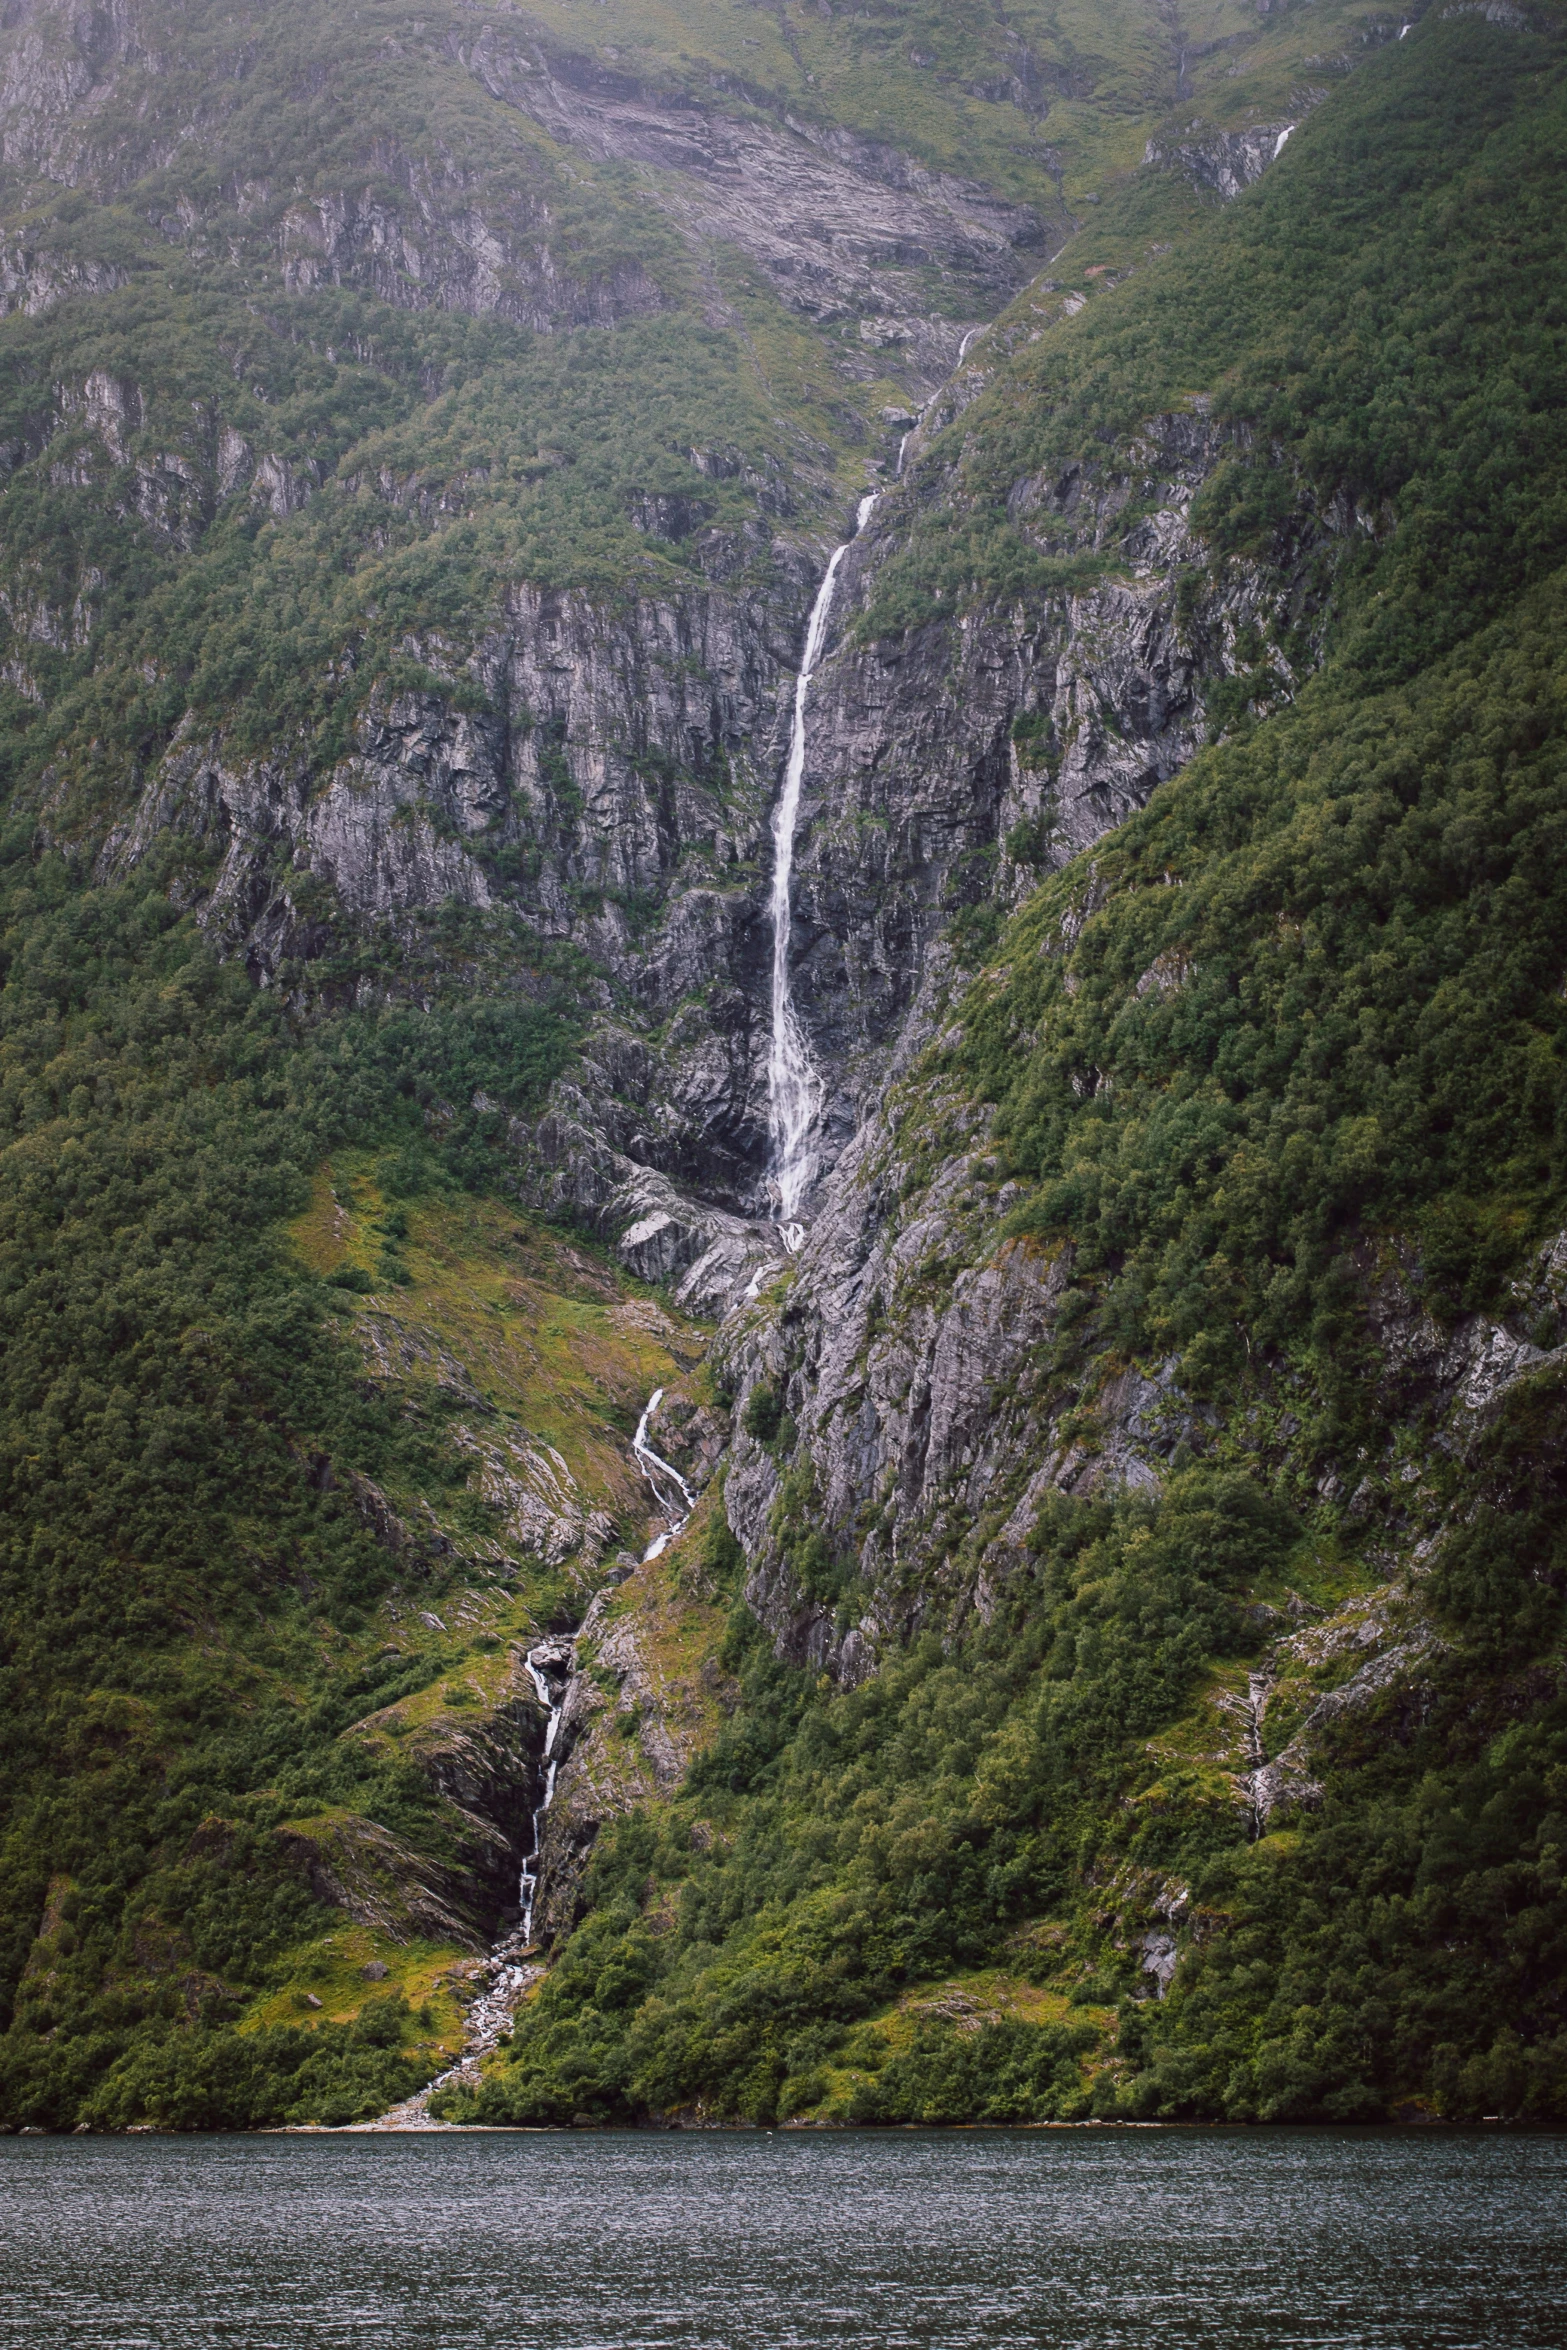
[356,1378,713,2127]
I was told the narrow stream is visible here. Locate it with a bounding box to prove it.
[896,326,984,476]
[633,1386,697,1561]
[363,1387,692,2125]
[517,1642,574,1948]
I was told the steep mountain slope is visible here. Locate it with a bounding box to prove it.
[451,12,1567,2131]
[0,0,1400,1247]
[2,0,1564,2134]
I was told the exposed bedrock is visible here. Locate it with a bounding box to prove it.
[466,31,1055,387]
[90,396,1352,1311]
[770,409,1352,1172]
[0,0,1052,371]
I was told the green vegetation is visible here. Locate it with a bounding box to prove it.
[0,838,686,2128]
[967,576,1567,1434]
[520,0,1396,210]
[445,1470,1277,2124]
[72,1997,439,2134]
[426,14,1567,2134]
[0,283,821,825]
[445,1469,1567,2125]
[865,17,1567,661]
[5,0,1567,2134]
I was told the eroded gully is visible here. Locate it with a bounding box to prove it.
[358,1387,692,2128]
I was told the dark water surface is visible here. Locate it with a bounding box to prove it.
[0,2128,1560,2348]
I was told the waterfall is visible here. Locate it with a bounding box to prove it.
[898,331,981,479]
[767,331,980,1209]
[516,1643,572,1949]
[361,1395,705,2121]
[767,491,878,1241]
[633,1386,697,1561]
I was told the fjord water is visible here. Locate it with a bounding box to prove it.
[1,2131,1561,2348]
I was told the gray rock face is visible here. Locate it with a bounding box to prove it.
[1144,123,1297,202]
[766,407,1340,1165]
[468,32,1053,391]
[274,1810,490,1950]
[602,1164,785,1318]
[3,8,1344,1288]
[692,375,1384,1681]
[0,8,1389,1391]
[717,1041,1204,1679]
[0,232,125,317]
[98,568,803,1216]
[86,354,1354,1603]
[0,0,669,333]
[0,0,1051,374]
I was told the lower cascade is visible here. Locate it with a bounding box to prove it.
[517,1640,574,1948]
[633,1386,697,1560]
[767,492,878,1247]
[361,1387,691,2125]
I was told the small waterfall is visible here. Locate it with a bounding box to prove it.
[361,1397,703,2124]
[897,327,984,480]
[767,491,878,1239]
[517,1641,572,1949]
[633,1386,697,1561]
[365,1636,569,2120]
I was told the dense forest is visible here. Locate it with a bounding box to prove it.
[1,0,1564,2133]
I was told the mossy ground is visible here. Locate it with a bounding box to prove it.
[242,1923,468,2064]
[291,1149,700,1547]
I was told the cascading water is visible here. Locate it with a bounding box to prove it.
[362,1405,708,2125]
[633,1387,697,1561]
[769,332,986,1234]
[767,491,878,1244]
[516,1643,572,1948]
[367,1636,570,2122]
[898,328,983,476]
[366,341,991,2132]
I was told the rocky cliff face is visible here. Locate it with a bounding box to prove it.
[0,0,672,333]
[0,0,1097,1305]
[467,31,1054,389]
[717,922,1567,1846]
[0,0,1348,1334]
[0,0,1056,371]
[0,0,1432,1956]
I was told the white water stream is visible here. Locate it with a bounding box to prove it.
[770,327,989,1237]
[897,327,983,476]
[364,1637,569,2125]
[517,1642,574,1948]
[633,1386,698,1561]
[368,339,1004,2128]
[767,491,878,1240]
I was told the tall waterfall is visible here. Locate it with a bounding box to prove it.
[767,492,877,1242]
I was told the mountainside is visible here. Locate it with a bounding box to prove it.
[2,0,1566,2133]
